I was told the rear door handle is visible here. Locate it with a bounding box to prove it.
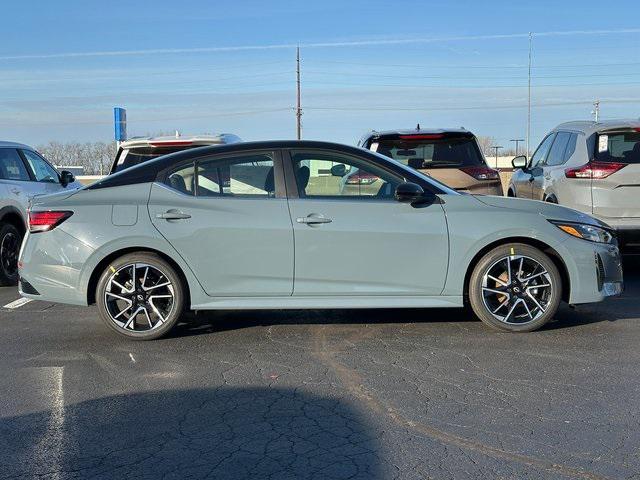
[156,210,191,220]
[296,214,332,225]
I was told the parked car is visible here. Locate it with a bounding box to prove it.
[111,133,242,174]
[358,128,503,195]
[508,120,640,254]
[20,140,622,339]
[0,141,80,285]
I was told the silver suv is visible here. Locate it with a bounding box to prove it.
[508,120,640,254]
[0,141,80,285]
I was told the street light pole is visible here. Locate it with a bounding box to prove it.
[491,146,503,168]
[526,32,532,159]
[510,138,525,156]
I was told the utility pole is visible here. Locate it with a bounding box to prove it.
[491,145,503,168]
[296,46,302,140]
[526,32,532,159]
[592,100,600,122]
[510,138,525,156]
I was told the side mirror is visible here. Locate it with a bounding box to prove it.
[60,170,75,187]
[330,164,347,177]
[395,182,424,203]
[512,155,528,170]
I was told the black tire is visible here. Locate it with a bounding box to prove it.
[96,252,185,340]
[468,243,562,332]
[507,189,515,197]
[0,223,22,287]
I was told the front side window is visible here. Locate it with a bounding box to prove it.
[21,150,59,183]
[291,151,401,199]
[0,149,30,181]
[530,134,556,168]
[546,132,572,166]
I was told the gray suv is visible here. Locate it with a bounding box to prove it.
[508,120,640,254]
[0,141,80,285]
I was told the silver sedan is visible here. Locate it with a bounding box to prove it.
[19,141,623,339]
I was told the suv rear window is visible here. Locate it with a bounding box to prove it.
[596,131,640,164]
[372,135,484,169]
[113,146,202,173]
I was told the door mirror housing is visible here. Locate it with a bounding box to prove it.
[60,170,75,187]
[330,163,347,177]
[395,182,425,203]
[512,155,528,170]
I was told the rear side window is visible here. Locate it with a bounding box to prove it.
[563,133,578,163]
[197,154,275,197]
[166,164,196,195]
[596,131,640,164]
[373,136,484,169]
[546,132,572,166]
[0,149,30,181]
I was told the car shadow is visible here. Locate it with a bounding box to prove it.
[1,387,386,479]
[169,257,640,338]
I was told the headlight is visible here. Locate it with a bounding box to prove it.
[550,221,615,244]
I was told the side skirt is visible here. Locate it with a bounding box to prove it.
[191,295,464,310]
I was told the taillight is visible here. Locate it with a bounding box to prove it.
[399,134,444,140]
[565,162,626,179]
[460,166,500,180]
[28,210,73,233]
[149,140,193,147]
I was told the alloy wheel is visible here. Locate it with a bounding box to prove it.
[0,232,19,278]
[481,254,553,325]
[104,263,175,332]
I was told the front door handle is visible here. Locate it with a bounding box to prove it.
[156,210,191,220]
[528,175,535,183]
[296,214,332,225]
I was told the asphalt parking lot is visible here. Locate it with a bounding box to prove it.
[1,260,639,480]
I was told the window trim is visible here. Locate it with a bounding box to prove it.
[159,149,285,199]
[283,148,405,201]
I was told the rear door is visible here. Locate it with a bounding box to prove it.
[148,150,294,297]
[284,149,449,296]
[592,130,640,218]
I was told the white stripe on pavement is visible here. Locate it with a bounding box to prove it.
[3,297,33,309]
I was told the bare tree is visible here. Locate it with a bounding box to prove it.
[37,141,117,175]
[475,135,497,157]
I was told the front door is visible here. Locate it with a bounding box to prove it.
[285,149,449,296]
[149,151,294,297]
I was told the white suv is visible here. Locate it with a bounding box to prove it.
[0,141,81,285]
[111,133,242,174]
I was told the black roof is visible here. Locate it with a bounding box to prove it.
[89,140,374,190]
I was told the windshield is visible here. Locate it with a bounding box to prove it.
[596,131,640,164]
[373,136,484,169]
[112,146,202,173]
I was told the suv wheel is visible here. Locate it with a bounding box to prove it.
[0,223,22,286]
[468,243,562,332]
[96,252,185,340]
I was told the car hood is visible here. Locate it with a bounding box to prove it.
[473,195,610,228]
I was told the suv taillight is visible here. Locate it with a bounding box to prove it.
[28,211,73,233]
[565,161,627,179]
[460,166,500,180]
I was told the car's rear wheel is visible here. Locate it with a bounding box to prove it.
[468,243,562,332]
[0,223,22,286]
[96,252,185,340]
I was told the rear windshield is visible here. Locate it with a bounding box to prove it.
[596,131,640,164]
[112,146,202,173]
[372,136,484,169]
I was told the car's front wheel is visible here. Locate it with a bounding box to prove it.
[0,223,22,286]
[96,252,185,340]
[468,243,562,332]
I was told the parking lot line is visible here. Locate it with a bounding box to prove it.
[3,297,33,309]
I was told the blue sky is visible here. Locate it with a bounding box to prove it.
[1,0,639,152]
